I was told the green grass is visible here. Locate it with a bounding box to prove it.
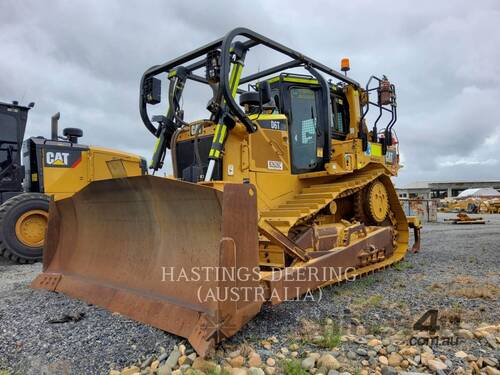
[333,286,353,297]
[451,301,461,310]
[352,274,380,288]
[185,370,205,375]
[393,261,413,271]
[318,322,342,349]
[397,300,408,309]
[282,359,308,375]
[367,294,383,306]
[369,323,382,335]
[0,370,23,375]
[353,294,384,308]
[298,319,342,349]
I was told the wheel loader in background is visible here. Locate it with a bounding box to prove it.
[0,100,146,263]
[33,28,422,355]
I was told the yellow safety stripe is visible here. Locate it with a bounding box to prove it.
[208,58,244,161]
[231,64,243,97]
[267,76,319,85]
[150,137,161,166]
[219,124,227,143]
[229,66,237,96]
[228,64,237,88]
[153,136,161,152]
[213,124,220,141]
[248,113,287,121]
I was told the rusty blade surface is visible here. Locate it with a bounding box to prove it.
[32,176,263,356]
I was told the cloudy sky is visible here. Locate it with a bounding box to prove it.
[1,0,499,186]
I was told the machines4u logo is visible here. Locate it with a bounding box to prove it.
[44,149,82,168]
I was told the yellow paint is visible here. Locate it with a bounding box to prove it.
[267,76,318,85]
[15,209,48,247]
[177,83,399,217]
[346,85,361,139]
[173,78,410,272]
[171,75,408,275]
[42,146,143,201]
[370,143,382,157]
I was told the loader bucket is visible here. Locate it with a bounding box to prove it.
[32,176,263,356]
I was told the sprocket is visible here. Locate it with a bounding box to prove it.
[365,180,390,224]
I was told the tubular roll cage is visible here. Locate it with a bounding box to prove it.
[360,75,398,148]
[139,27,359,137]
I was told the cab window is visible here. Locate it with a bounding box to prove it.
[289,87,319,171]
[331,95,348,140]
[271,88,281,113]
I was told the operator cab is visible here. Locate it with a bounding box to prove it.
[258,74,350,174]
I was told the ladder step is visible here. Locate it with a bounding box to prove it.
[302,185,342,194]
[286,198,326,205]
[260,210,304,218]
[295,192,335,200]
[259,219,292,228]
[279,203,322,210]
[272,207,312,214]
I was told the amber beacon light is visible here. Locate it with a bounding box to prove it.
[341,57,350,75]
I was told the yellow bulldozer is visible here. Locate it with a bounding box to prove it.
[33,28,421,355]
[0,101,146,263]
[481,198,500,213]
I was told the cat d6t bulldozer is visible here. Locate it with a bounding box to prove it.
[33,28,421,355]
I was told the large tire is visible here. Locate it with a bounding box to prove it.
[0,193,50,264]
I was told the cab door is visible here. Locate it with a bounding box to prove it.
[287,86,323,174]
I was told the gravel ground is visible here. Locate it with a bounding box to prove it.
[0,213,498,374]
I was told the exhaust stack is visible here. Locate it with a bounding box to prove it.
[51,112,60,141]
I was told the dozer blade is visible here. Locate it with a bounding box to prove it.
[32,176,263,356]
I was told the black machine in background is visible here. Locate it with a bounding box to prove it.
[0,100,84,264]
[0,100,34,203]
[0,101,84,203]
